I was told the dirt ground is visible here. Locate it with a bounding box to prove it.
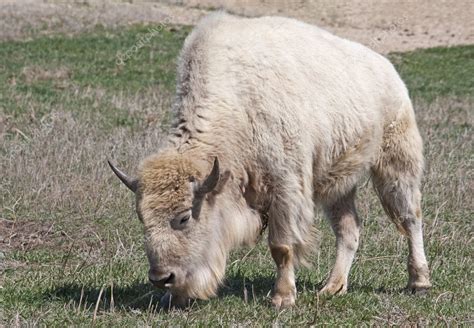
[1,0,473,53]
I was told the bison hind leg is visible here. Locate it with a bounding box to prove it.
[371,113,431,292]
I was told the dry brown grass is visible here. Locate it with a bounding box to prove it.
[0,0,204,40]
[20,66,72,85]
[0,87,173,261]
[416,98,473,214]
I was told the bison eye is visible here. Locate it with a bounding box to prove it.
[171,210,191,230]
[180,215,190,224]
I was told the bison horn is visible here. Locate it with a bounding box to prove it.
[192,157,220,219]
[108,160,138,193]
[199,157,220,194]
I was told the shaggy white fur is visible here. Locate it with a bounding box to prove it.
[111,12,431,308]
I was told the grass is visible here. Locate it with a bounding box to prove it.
[390,45,474,100]
[0,24,473,326]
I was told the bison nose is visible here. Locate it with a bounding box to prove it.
[149,272,175,288]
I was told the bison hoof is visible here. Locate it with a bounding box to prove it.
[271,292,296,309]
[406,285,431,295]
[159,291,190,310]
[407,278,432,295]
[318,282,347,296]
[272,294,296,309]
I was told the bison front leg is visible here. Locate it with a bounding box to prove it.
[270,244,296,308]
[267,170,315,308]
[319,188,360,295]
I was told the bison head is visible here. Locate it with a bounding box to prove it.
[108,153,260,307]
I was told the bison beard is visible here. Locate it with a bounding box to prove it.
[109,12,431,309]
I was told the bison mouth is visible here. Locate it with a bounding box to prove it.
[159,268,221,302]
[149,272,176,289]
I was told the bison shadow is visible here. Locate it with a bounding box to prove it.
[46,272,278,311]
[47,281,164,311]
[221,271,401,301]
[46,272,398,312]
[218,270,276,300]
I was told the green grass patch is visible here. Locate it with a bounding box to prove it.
[0,25,187,92]
[390,45,474,100]
[0,25,187,125]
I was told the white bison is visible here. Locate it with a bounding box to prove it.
[109,12,431,308]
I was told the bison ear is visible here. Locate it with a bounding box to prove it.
[108,160,138,193]
[198,157,220,194]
